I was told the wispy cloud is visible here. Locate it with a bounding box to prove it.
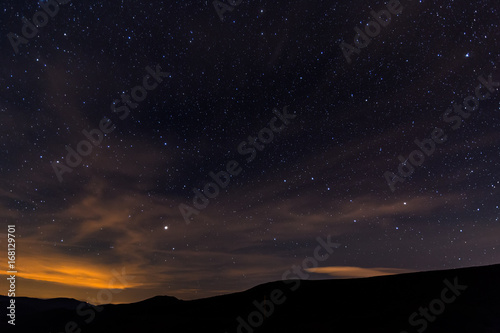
[305,266,414,278]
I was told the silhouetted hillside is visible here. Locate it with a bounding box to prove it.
[2,264,500,333]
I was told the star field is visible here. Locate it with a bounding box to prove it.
[0,0,499,302]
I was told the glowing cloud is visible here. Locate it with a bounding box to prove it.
[305,266,414,278]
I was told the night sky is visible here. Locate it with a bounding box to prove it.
[0,0,499,303]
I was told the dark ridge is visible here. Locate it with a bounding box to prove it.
[1,264,499,333]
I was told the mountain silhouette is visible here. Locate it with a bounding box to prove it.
[2,264,500,333]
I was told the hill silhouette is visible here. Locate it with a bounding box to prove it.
[1,264,500,333]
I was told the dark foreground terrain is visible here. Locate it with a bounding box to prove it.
[2,264,500,333]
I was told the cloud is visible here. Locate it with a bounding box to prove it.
[0,249,142,290]
[305,266,414,278]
